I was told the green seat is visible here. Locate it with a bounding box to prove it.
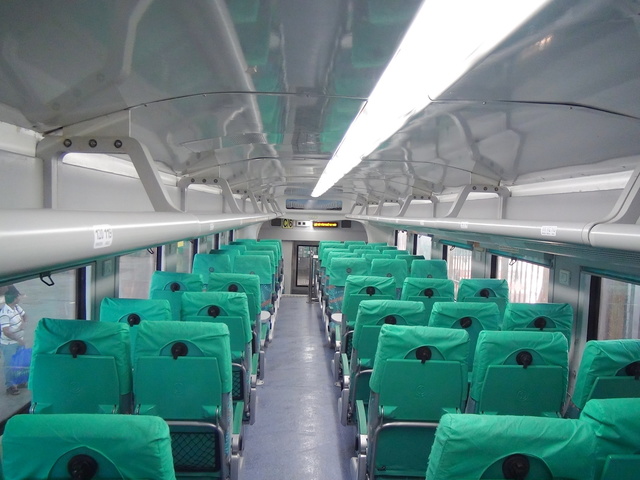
[192,253,233,286]
[395,254,424,274]
[207,273,262,362]
[354,325,469,480]
[470,330,568,416]
[133,321,241,478]
[409,259,448,279]
[568,339,640,417]
[502,302,574,343]
[338,275,396,354]
[426,413,596,480]
[2,414,176,480]
[181,291,256,424]
[338,300,427,426]
[457,278,509,316]
[370,258,408,299]
[400,278,455,319]
[30,318,132,414]
[99,297,172,361]
[428,302,501,373]
[580,398,640,480]
[149,272,204,322]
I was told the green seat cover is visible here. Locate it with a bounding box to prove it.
[149,271,203,294]
[503,302,574,343]
[381,249,407,257]
[396,254,424,273]
[219,244,247,255]
[342,275,397,328]
[31,319,131,414]
[134,321,232,415]
[457,278,509,316]
[99,298,172,361]
[400,278,455,319]
[410,259,448,279]
[345,241,366,247]
[2,414,175,480]
[362,253,387,266]
[429,301,501,371]
[233,254,274,311]
[470,330,568,416]
[207,273,261,324]
[580,398,640,478]
[352,300,428,368]
[370,258,408,295]
[353,247,376,256]
[328,257,369,287]
[572,339,640,410]
[426,413,596,480]
[370,325,469,395]
[366,325,469,478]
[192,253,233,284]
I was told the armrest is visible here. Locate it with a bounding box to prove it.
[341,353,351,388]
[355,400,368,454]
[232,401,245,454]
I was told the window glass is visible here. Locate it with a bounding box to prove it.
[415,235,432,259]
[176,241,192,273]
[396,230,408,251]
[598,277,640,339]
[495,257,549,303]
[0,270,77,421]
[447,247,472,294]
[118,249,156,298]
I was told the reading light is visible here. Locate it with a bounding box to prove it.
[311,0,551,197]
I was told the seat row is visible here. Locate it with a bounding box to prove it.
[328,306,640,479]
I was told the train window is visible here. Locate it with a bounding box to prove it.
[598,277,640,339]
[415,234,432,259]
[447,247,472,294]
[176,241,193,273]
[0,270,77,421]
[118,250,156,298]
[495,257,550,303]
[396,230,408,250]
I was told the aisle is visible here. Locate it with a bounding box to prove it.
[242,295,354,479]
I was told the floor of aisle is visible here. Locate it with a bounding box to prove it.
[242,295,354,479]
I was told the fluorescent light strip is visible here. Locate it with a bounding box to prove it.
[311,0,551,197]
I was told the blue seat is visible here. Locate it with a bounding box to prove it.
[2,414,176,479]
[133,321,242,480]
[469,330,568,416]
[426,413,596,480]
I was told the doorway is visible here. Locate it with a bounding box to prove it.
[290,242,319,295]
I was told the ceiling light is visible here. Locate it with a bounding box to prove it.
[311,0,551,197]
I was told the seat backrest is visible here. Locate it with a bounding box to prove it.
[342,275,396,329]
[382,249,407,257]
[571,339,640,411]
[410,259,448,279]
[352,299,428,369]
[370,325,469,419]
[470,330,568,416]
[206,272,261,326]
[133,320,231,419]
[233,254,274,311]
[328,257,369,287]
[580,398,640,479]
[2,413,176,480]
[148,271,203,295]
[370,258,408,295]
[31,318,132,414]
[400,277,455,318]
[503,302,574,343]
[426,413,596,480]
[457,278,509,315]
[99,298,172,360]
[395,254,424,274]
[429,301,501,371]
[192,253,233,285]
